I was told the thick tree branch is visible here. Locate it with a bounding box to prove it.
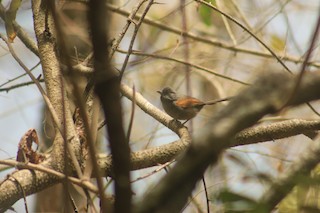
[259,134,320,210]
[0,169,57,212]
[88,0,130,212]
[32,0,80,165]
[134,71,320,213]
[0,135,64,210]
[0,118,319,209]
[97,119,320,175]
[1,73,320,210]
[233,119,320,146]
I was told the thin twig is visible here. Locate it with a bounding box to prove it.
[194,0,292,74]
[180,0,191,94]
[0,160,100,193]
[235,0,291,46]
[0,78,44,93]
[109,0,148,58]
[229,0,253,31]
[131,160,174,183]
[195,1,320,117]
[8,175,29,213]
[127,85,136,143]
[277,0,302,54]
[67,190,79,213]
[106,3,320,69]
[0,34,65,136]
[306,103,320,117]
[180,0,193,129]
[283,8,320,108]
[202,176,210,213]
[0,61,41,88]
[119,0,154,80]
[217,0,237,45]
[117,49,250,85]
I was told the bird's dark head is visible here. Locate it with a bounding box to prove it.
[157,87,177,101]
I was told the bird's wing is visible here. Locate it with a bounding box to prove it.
[175,97,204,109]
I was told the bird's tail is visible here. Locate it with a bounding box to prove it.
[204,96,233,105]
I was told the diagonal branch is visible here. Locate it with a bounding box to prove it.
[194,0,292,73]
[31,0,80,164]
[260,136,320,211]
[119,0,153,79]
[88,0,130,212]
[105,3,320,69]
[0,4,39,56]
[1,76,320,210]
[135,71,320,213]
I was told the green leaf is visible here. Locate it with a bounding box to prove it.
[199,5,212,26]
[198,0,216,26]
[270,34,285,52]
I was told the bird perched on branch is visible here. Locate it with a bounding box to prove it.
[158,87,232,122]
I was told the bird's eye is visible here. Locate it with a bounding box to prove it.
[169,92,177,99]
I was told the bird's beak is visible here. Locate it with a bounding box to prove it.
[157,90,162,94]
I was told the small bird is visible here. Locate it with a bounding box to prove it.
[158,87,232,121]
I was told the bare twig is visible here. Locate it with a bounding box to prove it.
[7,175,29,213]
[194,0,292,74]
[0,34,66,137]
[119,0,154,80]
[284,9,320,108]
[127,85,136,143]
[0,61,41,88]
[110,0,148,58]
[0,78,44,93]
[106,3,320,69]
[131,160,174,183]
[117,49,250,85]
[135,71,320,213]
[217,0,237,45]
[202,176,210,213]
[0,160,99,193]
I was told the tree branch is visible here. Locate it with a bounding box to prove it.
[31,0,79,167]
[0,3,39,56]
[88,0,129,212]
[1,74,320,210]
[233,119,320,146]
[105,3,320,69]
[134,71,320,213]
[260,136,320,211]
